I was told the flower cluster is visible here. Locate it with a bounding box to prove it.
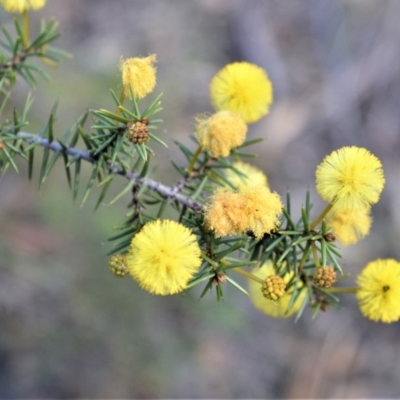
[314,146,400,323]
[1,0,399,334]
[108,58,278,298]
[193,61,274,159]
[111,55,399,324]
[315,146,384,246]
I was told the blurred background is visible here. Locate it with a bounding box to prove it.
[1,0,400,397]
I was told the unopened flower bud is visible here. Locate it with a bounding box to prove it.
[262,274,286,301]
[127,121,149,144]
[324,232,336,242]
[313,266,336,288]
[109,254,129,277]
[213,272,226,285]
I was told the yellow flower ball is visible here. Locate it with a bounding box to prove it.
[327,207,372,246]
[316,146,385,210]
[0,0,46,12]
[195,111,247,158]
[356,259,400,323]
[210,62,273,123]
[249,261,306,318]
[120,54,157,99]
[204,187,282,239]
[126,220,202,295]
[224,161,268,192]
[242,187,283,239]
[203,190,246,237]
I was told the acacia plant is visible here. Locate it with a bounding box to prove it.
[1,0,399,324]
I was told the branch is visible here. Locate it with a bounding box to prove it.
[0,49,29,73]
[16,131,204,213]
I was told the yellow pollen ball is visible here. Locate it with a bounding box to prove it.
[120,54,157,99]
[195,111,247,158]
[204,187,282,239]
[126,220,201,296]
[210,61,273,123]
[203,190,246,237]
[316,146,385,210]
[356,259,400,323]
[242,187,283,239]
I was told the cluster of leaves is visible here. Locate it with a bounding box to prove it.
[0,16,69,173]
[0,17,69,85]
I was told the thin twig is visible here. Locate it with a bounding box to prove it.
[16,131,204,213]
